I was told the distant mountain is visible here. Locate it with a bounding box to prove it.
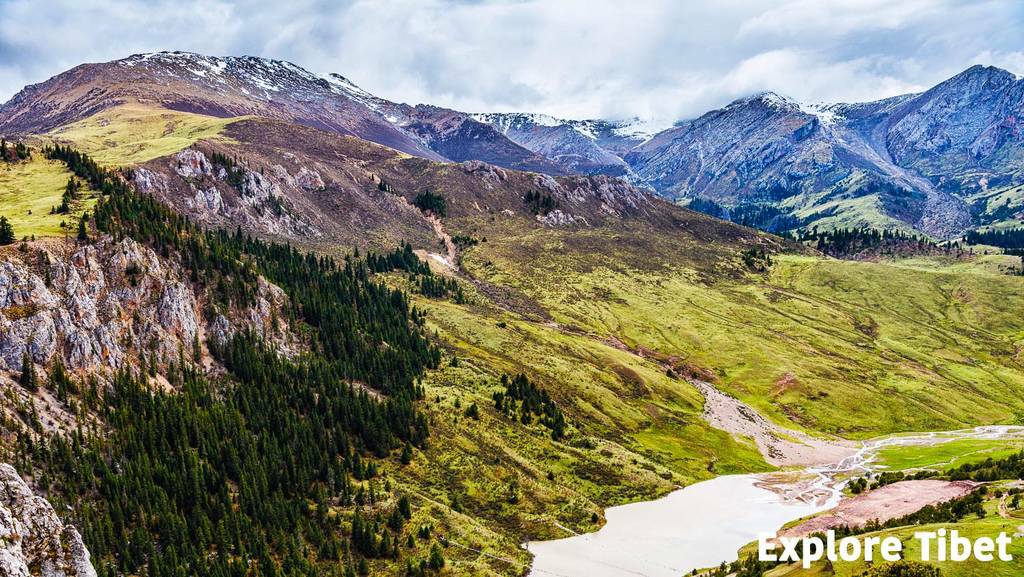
[381,105,569,174]
[624,66,1024,238]
[0,51,562,174]
[469,113,662,178]
[3,52,1023,237]
[0,52,441,160]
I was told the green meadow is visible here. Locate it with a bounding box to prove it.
[0,153,96,238]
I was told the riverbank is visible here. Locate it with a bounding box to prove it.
[527,378,1024,576]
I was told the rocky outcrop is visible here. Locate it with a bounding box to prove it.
[139,149,323,240]
[271,164,324,192]
[0,236,298,378]
[461,160,508,187]
[0,463,96,577]
[533,173,653,220]
[536,209,587,227]
[172,148,215,179]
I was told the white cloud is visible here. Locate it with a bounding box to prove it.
[0,0,1021,122]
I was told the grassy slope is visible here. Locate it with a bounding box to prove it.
[457,225,1024,437]
[0,153,95,238]
[874,439,1024,471]
[0,102,236,240]
[370,279,768,575]
[46,102,241,165]
[966,182,1024,230]
[392,222,1024,572]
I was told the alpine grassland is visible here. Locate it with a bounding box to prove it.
[452,219,1024,438]
[47,102,241,165]
[0,152,96,238]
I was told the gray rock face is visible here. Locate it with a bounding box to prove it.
[0,236,296,377]
[0,463,96,577]
[153,149,324,240]
[172,148,215,179]
[884,65,1024,181]
[0,238,196,372]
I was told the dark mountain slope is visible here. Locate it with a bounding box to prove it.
[625,66,1024,238]
[388,105,569,174]
[0,51,573,177]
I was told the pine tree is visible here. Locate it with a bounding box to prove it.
[77,213,89,242]
[18,352,37,391]
[0,216,14,245]
[428,543,445,570]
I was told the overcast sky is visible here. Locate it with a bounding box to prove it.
[0,0,1022,124]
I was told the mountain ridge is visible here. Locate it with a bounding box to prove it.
[2,52,1023,238]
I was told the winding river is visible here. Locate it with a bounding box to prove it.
[527,426,1024,577]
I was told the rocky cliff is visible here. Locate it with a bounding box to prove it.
[0,463,95,577]
[0,235,297,381]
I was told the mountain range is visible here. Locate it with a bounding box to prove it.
[3,50,1024,577]
[4,52,1022,238]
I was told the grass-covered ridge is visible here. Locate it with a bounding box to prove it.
[46,101,241,165]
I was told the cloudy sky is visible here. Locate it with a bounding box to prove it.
[0,0,1022,123]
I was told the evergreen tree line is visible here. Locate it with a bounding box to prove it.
[492,373,566,440]
[209,152,246,191]
[741,247,773,272]
[53,176,82,214]
[787,226,954,258]
[43,144,126,195]
[945,449,1024,482]
[0,138,31,162]
[847,469,937,494]
[686,199,798,233]
[965,227,1024,249]
[0,215,14,245]
[523,190,557,216]
[364,242,465,302]
[21,145,462,576]
[20,356,436,577]
[412,190,446,217]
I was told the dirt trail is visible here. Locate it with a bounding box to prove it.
[692,379,856,467]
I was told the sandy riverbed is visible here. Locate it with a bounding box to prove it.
[781,479,979,537]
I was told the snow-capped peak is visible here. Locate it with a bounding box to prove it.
[797,101,842,126]
[470,112,669,144]
[469,112,566,134]
[724,91,845,126]
[322,73,375,100]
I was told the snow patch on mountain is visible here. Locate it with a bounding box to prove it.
[798,102,842,126]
